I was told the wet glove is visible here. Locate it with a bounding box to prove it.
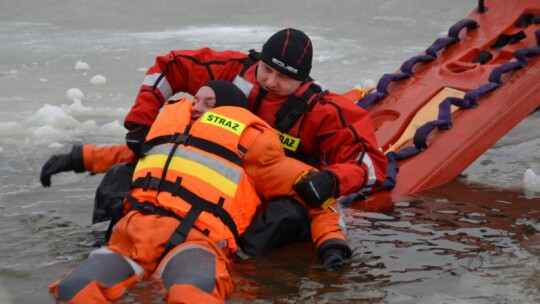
[317,239,352,271]
[125,125,150,157]
[294,170,338,209]
[40,145,85,187]
[322,248,346,270]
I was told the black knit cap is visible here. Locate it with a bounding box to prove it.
[260,28,312,81]
[202,80,249,109]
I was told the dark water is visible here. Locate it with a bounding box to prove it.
[1,0,539,303]
[2,178,539,303]
[229,181,540,303]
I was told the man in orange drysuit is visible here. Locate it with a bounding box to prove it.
[41,28,386,255]
[49,80,352,303]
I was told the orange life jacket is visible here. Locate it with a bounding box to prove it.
[127,99,266,253]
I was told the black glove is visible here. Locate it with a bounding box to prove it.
[322,248,346,270]
[40,145,85,187]
[294,170,338,209]
[125,125,150,157]
[317,239,352,271]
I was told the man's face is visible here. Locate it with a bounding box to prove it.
[191,86,216,119]
[256,62,302,97]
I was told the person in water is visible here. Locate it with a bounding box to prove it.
[49,80,351,303]
[41,28,386,257]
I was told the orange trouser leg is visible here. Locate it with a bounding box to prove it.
[50,247,143,303]
[153,237,233,304]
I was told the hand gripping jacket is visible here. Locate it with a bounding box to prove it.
[126,100,265,255]
[124,48,387,198]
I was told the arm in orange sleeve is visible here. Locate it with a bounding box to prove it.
[240,126,349,253]
[306,202,352,266]
[82,144,138,174]
[307,206,347,248]
[240,125,315,201]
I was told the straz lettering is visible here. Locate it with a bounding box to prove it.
[206,114,240,130]
[276,130,300,151]
[272,58,299,74]
[202,112,245,135]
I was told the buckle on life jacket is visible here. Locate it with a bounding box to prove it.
[213,197,225,218]
[137,201,161,214]
[127,195,181,220]
[142,172,161,191]
[170,177,182,197]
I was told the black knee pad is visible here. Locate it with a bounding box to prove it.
[159,246,216,293]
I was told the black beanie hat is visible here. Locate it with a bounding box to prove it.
[202,80,249,109]
[260,28,312,81]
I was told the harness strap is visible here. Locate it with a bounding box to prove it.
[131,176,239,241]
[126,195,205,261]
[127,194,184,221]
[274,83,327,133]
[239,49,260,77]
[159,136,182,191]
[160,205,204,261]
[127,190,238,261]
[252,88,269,115]
[143,133,242,167]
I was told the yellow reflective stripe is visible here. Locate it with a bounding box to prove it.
[275,130,301,151]
[146,145,242,184]
[135,154,167,172]
[200,112,246,136]
[136,154,238,197]
[170,157,238,197]
[136,147,241,197]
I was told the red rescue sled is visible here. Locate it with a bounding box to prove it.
[346,0,540,210]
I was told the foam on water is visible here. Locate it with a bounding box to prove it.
[524,168,540,199]
[74,60,90,70]
[90,75,106,85]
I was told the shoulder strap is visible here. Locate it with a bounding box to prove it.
[238,49,260,77]
[274,83,328,133]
